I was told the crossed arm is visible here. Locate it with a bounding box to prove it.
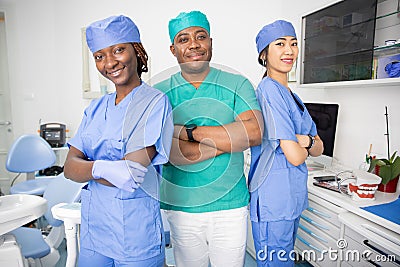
[169,109,263,165]
[64,146,156,186]
[280,134,324,166]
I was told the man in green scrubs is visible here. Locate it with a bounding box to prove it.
[154,10,263,267]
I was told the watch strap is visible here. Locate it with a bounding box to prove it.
[306,134,315,150]
[185,124,197,142]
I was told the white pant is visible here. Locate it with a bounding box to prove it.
[165,207,248,267]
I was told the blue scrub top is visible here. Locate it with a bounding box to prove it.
[249,77,317,222]
[68,83,173,261]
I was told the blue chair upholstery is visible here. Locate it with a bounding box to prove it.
[10,173,85,263]
[9,179,53,195]
[11,227,50,258]
[6,134,56,195]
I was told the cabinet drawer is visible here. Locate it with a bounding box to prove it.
[296,229,337,267]
[298,221,338,250]
[340,260,352,267]
[340,212,400,256]
[340,212,400,266]
[308,197,345,226]
[301,209,341,240]
[308,193,345,214]
[295,241,322,266]
[343,235,399,267]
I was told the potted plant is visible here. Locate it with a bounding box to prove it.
[368,151,400,193]
[367,106,400,193]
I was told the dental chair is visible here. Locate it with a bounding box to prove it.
[6,134,57,196]
[8,173,85,267]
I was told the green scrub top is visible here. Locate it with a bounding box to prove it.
[154,67,260,213]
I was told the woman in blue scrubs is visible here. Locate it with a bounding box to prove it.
[64,15,173,267]
[249,20,324,267]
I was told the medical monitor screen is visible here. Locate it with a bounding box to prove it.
[305,103,339,157]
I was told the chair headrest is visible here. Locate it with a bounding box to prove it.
[6,134,56,173]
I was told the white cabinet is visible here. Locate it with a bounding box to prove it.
[294,169,400,266]
[339,212,400,266]
[245,166,400,266]
[295,194,345,266]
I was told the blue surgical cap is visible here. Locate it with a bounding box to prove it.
[256,20,297,54]
[168,11,210,43]
[86,15,141,53]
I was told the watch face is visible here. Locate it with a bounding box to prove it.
[186,124,197,130]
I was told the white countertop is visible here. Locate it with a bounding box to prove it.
[307,168,400,234]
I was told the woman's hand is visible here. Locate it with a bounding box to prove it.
[92,160,148,192]
[296,134,311,148]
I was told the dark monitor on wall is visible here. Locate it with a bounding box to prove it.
[304,103,339,167]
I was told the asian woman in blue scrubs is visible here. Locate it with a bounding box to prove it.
[64,15,173,267]
[249,20,324,266]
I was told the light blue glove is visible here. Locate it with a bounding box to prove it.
[92,160,148,192]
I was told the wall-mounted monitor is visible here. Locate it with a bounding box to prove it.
[305,103,339,168]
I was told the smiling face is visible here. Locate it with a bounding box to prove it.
[170,26,212,75]
[264,36,298,80]
[93,43,140,91]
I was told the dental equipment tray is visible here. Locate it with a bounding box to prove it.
[313,180,349,195]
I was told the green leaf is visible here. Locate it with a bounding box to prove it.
[368,160,377,172]
[376,159,389,166]
[378,165,392,184]
[367,153,400,184]
[390,151,398,164]
[391,156,400,179]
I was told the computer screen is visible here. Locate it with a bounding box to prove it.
[305,103,339,167]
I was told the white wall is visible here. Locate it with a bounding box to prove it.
[297,85,400,169]
[0,0,398,169]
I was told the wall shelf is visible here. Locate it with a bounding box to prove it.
[374,43,400,57]
[298,77,400,88]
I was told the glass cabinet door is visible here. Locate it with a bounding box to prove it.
[373,0,400,79]
[301,0,377,84]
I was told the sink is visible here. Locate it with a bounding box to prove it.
[0,194,47,235]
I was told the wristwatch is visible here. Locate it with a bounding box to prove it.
[185,124,197,142]
[306,134,315,150]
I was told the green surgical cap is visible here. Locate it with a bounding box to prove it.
[168,11,210,43]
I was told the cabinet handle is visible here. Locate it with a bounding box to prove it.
[296,235,322,253]
[301,215,329,230]
[0,121,11,126]
[363,240,400,265]
[364,259,380,267]
[299,224,328,243]
[307,207,331,218]
[362,224,400,247]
